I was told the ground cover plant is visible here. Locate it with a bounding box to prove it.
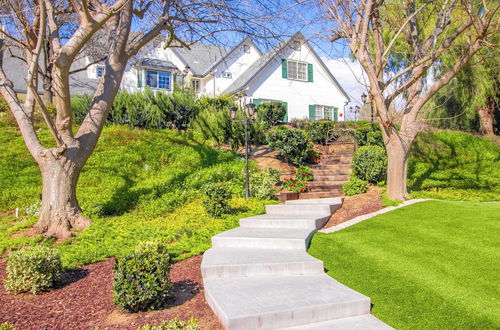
[308,200,500,329]
[408,130,500,201]
[0,116,271,268]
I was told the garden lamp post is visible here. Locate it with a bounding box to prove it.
[350,106,360,121]
[230,102,257,199]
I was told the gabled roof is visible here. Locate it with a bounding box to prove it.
[223,32,350,101]
[135,58,177,71]
[170,43,229,76]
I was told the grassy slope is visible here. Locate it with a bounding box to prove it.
[408,130,500,201]
[0,114,271,267]
[309,200,500,329]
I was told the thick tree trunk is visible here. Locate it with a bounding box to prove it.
[385,135,411,201]
[35,158,90,239]
[478,105,494,136]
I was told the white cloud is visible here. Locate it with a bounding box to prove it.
[324,58,368,121]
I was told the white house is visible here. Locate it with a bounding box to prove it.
[120,33,350,122]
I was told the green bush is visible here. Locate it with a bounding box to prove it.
[266,126,313,166]
[0,322,16,330]
[4,246,62,294]
[352,146,387,183]
[197,95,234,111]
[137,318,200,330]
[257,102,287,127]
[306,121,336,145]
[250,168,281,200]
[354,124,384,147]
[203,183,232,218]
[295,165,314,181]
[113,243,174,313]
[342,176,369,196]
[71,94,92,123]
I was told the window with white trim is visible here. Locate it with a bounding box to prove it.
[315,105,334,120]
[287,60,307,81]
[145,70,172,90]
[96,65,104,78]
[191,79,200,92]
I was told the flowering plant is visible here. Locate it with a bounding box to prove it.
[283,178,307,193]
[295,166,314,182]
[305,149,321,164]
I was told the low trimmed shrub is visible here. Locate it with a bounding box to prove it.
[342,176,369,196]
[113,242,174,313]
[250,168,281,200]
[266,126,312,166]
[295,166,314,181]
[202,183,232,218]
[257,102,287,127]
[306,121,336,145]
[4,246,62,294]
[352,146,387,183]
[137,318,200,330]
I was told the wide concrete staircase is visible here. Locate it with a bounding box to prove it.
[300,153,352,199]
[201,198,392,329]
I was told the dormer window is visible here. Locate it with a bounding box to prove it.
[243,44,250,54]
[292,40,301,51]
[222,71,232,79]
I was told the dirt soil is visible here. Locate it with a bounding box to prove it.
[323,187,384,229]
[0,255,222,330]
[250,146,295,177]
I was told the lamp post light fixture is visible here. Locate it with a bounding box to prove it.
[230,102,257,199]
[350,106,360,121]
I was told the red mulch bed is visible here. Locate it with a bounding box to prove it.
[0,255,222,330]
[323,187,384,229]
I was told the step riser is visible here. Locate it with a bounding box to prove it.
[212,234,314,250]
[311,176,349,181]
[239,217,328,230]
[312,170,352,175]
[309,189,343,193]
[265,204,334,216]
[218,298,371,329]
[201,260,324,279]
[300,192,343,198]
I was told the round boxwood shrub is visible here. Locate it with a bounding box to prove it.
[113,243,174,313]
[4,246,62,294]
[257,102,287,127]
[342,176,369,196]
[202,183,232,218]
[306,121,336,145]
[266,126,312,166]
[352,146,387,183]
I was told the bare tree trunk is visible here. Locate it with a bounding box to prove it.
[384,132,411,200]
[36,156,90,239]
[478,104,495,136]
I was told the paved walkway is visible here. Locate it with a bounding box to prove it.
[319,199,431,234]
[201,198,393,329]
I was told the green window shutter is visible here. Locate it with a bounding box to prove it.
[281,59,288,78]
[137,69,142,88]
[282,102,288,123]
[253,98,261,106]
[309,105,315,121]
[307,63,313,82]
[333,107,338,121]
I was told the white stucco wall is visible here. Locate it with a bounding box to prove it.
[247,44,348,121]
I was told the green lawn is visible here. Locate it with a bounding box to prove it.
[0,114,272,268]
[308,200,500,329]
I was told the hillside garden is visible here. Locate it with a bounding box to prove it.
[0,89,499,328]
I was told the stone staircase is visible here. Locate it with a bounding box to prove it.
[201,198,392,329]
[300,153,352,199]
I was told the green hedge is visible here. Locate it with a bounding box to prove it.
[352,146,387,183]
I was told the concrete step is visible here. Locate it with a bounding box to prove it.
[285,197,343,205]
[240,214,330,230]
[265,203,335,216]
[309,187,344,193]
[320,159,351,165]
[284,314,393,329]
[204,274,371,329]
[201,248,324,279]
[300,191,343,199]
[211,227,316,250]
[313,175,349,181]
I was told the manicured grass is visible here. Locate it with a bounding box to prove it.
[308,200,500,329]
[0,116,272,267]
[408,130,500,201]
